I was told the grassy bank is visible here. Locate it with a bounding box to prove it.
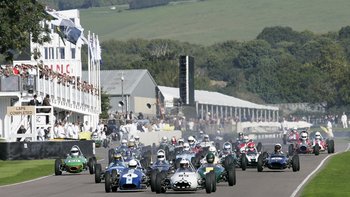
[80,0,350,45]
[0,160,53,186]
[301,151,350,196]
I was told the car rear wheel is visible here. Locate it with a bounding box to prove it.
[288,144,294,156]
[211,171,216,192]
[88,158,95,174]
[328,140,335,153]
[257,155,263,172]
[228,167,235,186]
[223,156,234,171]
[155,173,163,194]
[105,173,111,193]
[257,142,263,152]
[95,163,102,183]
[54,159,62,175]
[108,148,114,164]
[205,172,212,193]
[292,155,299,172]
[150,170,158,192]
[314,144,320,155]
[241,153,247,171]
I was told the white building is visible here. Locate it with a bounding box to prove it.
[0,9,101,142]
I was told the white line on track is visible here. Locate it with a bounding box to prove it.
[290,143,350,197]
[0,158,105,188]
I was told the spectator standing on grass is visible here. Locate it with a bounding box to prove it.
[341,112,348,128]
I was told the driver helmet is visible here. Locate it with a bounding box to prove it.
[274,143,282,153]
[134,135,140,143]
[243,136,249,143]
[247,142,255,152]
[203,134,210,142]
[128,139,135,148]
[113,152,122,162]
[300,132,308,140]
[223,143,232,153]
[179,159,189,169]
[171,136,177,145]
[206,152,215,164]
[199,130,204,135]
[293,127,298,132]
[157,150,166,161]
[315,132,321,140]
[188,136,195,145]
[162,136,168,143]
[238,132,244,140]
[183,142,190,151]
[209,146,217,155]
[178,138,184,146]
[70,146,79,157]
[128,159,138,169]
[121,139,128,146]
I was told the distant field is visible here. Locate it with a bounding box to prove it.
[80,0,350,45]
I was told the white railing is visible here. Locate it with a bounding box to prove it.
[36,77,100,114]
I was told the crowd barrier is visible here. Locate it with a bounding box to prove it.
[0,140,95,160]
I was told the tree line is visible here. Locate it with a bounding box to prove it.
[87,26,350,113]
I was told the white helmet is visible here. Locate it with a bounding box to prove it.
[188,136,195,145]
[128,159,138,168]
[203,134,209,142]
[157,150,166,161]
[179,159,189,168]
[121,139,127,146]
[243,136,249,143]
[223,143,232,152]
[178,138,184,145]
[183,142,190,151]
[301,132,308,139]
[162,136,168,143]
[209,146,217,154]
[70,146,79,157]
[315,132,321,140]
[134,135,140,142]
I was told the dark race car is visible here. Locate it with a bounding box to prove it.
[257,152,300,172]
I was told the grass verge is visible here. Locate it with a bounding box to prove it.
[0,160,53,186]
[301,151,350,196]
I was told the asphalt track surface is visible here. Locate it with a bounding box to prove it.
[1,137,349,197]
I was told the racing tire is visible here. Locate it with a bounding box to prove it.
[175,158,181,169]
[95,163,102,183]
[211,171,216,192]
[205,172,212,194]
[105,172,111,193]
[215,142,221,151]
[150,170,158,192]
[228,168,235,186]
[314,144,320,156]
[223,156,234,171]
[257,155,264,172]
[328,140,335,154]
[111,186,118,192]
[241,153,247,171]
[288,144,294,156]
[54,159,62,175]
[292,155,299,172]
[88,158,95,174]
[257,142,263,152]
[108,148,114,164]
[155,173,163,194]
[191,157,198,167]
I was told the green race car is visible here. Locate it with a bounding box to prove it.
[54,145,96,175]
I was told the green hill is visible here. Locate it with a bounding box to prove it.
[80,0,350,45]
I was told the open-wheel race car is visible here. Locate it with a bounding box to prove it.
[257,151,300,172]
[104,159,149,192]
[54,145,96,175]
[94,152,127,183]
[197,152,236,190]
[153,159,215,194]
[311,131,335,154]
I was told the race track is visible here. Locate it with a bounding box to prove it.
[1,138,349,197]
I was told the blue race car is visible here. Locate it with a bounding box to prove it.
[105,159,149,192]
[257,152,300,172]
[94,160,127,183]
